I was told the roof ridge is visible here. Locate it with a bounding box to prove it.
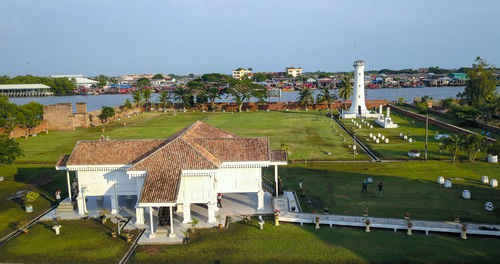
[174,120,202,140]
[127,138,179,170]
[180,137,221,167]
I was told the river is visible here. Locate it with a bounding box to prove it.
[10,86,466,112]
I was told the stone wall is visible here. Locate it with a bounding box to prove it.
[0,120,49,138]
[43,103,75,130]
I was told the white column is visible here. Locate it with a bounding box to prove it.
[77,195,85,215]
[66,170,72,201]
[149,206,155,238]
[274,165,279,197]
[135,205,144,225]
[110,195,118,214]
[387,107,391,118]
[182,203,191,223]
[257,190,265,210]
[379,104,383,115]
[169,206,175,238]
[207,202,216,223]
[176,204,183,213]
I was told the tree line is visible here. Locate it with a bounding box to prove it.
[0,75,75,95]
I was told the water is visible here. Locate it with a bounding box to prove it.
[10,86,466,112]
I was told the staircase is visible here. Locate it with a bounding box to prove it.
[55,201,75,215]
[158,207,170,226]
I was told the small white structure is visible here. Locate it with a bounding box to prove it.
[52,224,61,235]
[409,138,413,143]
[341,60,378,118]
[490,179,498,188]
[462,190,471,199]
[488,154,498,164]
[444,180,452,188]
[437,176,445,184]
[404,135,408,140]
[376,138,380,144]
[369,133,373,137]
[434,134,450,140]
[375,105,398,128]
[484,202,494,212]
[482,176,489,184]
[377,133,381,138]
[370,125,373,129]
[385,138,389,143]
[381,135,385,140]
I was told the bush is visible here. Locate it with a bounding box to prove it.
[415,101,428,114]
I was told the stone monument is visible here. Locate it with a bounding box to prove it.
[375,105,398,128]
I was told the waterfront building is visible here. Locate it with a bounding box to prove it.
[286,67,302,77]
[55,121,287,239]
[232,68,252,79]
[0,84,53,97]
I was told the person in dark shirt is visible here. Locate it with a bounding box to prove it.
[378,182,383,198]
[361,179,368,193]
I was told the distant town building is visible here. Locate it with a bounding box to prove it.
[0,84,53,97]
[286,67,302,77]
[51,75,98,89]
[232,68,252,79]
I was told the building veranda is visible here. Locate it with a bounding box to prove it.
[55,121,287,240]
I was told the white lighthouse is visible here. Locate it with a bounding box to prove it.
[342,60,378,118]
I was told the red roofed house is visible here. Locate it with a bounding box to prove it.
[55,121,287,238]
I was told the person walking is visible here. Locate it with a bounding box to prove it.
[361,179,368,193]
[217,193,223,208]
[377,181,383,198]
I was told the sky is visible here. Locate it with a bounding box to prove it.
[1,0,499,76]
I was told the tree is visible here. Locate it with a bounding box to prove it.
[0,134,23,164]
[227,79,266,112]
[448,105,482,120]
[132,90,142,109]
[95,75,107,88]
[136,77,151,88]
[158,91,170,112]
[458,57,498,120]
[316,86,337,110]
[440,134,462,162]
[338,74,353,109]
[152,74,164,79]
[98,106,115,124]
[122,99,133,115]
[18,101,43,137]
[297,87,314,111]
[461,134,485,161]
[173,85,192,112]
[142,89,152,112]
[415,101,428,114]
[442,98,454,110]
[252,73,267,82]
[200,73,228,110]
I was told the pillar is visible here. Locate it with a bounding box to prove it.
[208,202,217,223]
[149,207,155,238]
[182,203,191,223]
[176,204,183,213]
[257,190,265,210]
[386,107,391,118]
[77,194,85,215]
[379,104,383,115]
[66,170,72,201]
[169,206,176,238]
[110,195,118,214]
[135,205,145,225]
[274,165,279,197]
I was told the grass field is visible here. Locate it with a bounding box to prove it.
[264,161,500,223]
[0,165,66,238]
[207,111,368,161]
[340,111,490,160]
[0,220,136,263]
[129,218,500,264]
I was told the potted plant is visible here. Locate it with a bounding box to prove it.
[126,233,133,242]
[315,216,320,229]
[99,209,109,224]
[407,221,413,235]
[404,212,410,221]
[189,218,199,233]
[454,215,460,223]
[24,191,40,213]
[111,231,117,238]
[362,209,368,218]
[55,190,62,201]
[17,220,29,235]
[274,209,280,226]
[365,219,371,232]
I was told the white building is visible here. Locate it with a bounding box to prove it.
[342,60,378,118]
[56,121,287,238]
[0,84,53,97]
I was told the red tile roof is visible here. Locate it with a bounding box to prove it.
[60,120,283,204]
[270,150,287,163]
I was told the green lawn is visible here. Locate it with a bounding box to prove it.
[129,218,500,264]
[207,111,369,161]
[0,220,136,263]
[15,112,210,164]
[265,161,500,223]
[341,111,490,160]
[0,165,66,238]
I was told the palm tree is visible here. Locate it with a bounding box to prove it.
[173,85,192,112]
[3,118,18,138]
[227,79,265,112]
[440,134,462,162]
[338,74,353,109]
[142,89,152,112]
[159,91,169,112]
[462,134,485,161]
[122,99,133,116]
[297,87,314,111]
[316,86,337,110]
[132,90,142,109]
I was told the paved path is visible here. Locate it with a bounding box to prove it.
[332,116,380,161]
[278,211,500,237]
